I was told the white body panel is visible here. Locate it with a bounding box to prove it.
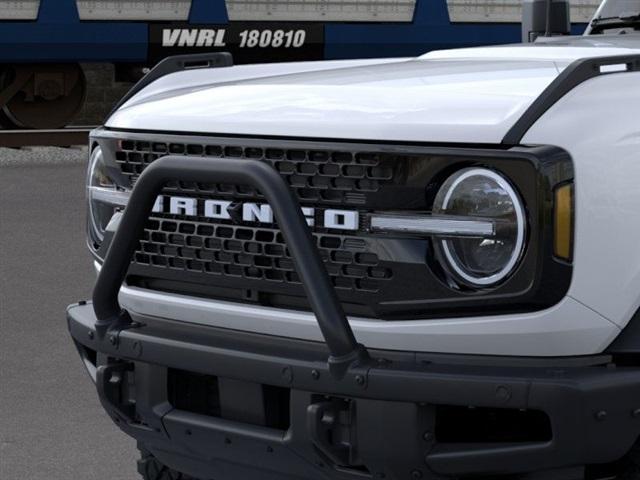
[119,283,617,356]
[105,40,640,356]
[523,72,640,330]
[421,45,639,61]
[115,58,408,109]
[108,58,562,144]
[108,46,638,143]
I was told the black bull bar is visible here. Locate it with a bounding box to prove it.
[92,155,369,378]
[72,155,640,477]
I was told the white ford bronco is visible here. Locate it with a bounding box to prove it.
[68,0,640,478]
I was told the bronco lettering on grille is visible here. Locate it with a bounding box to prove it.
[152,196,360,231]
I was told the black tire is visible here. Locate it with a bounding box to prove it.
[617,465,640,480]
[138,444,640,480]
[137,446,199,480]
[617,445,640,480]
[591,443,640,480]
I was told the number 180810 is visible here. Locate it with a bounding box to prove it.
[238,29,307,48]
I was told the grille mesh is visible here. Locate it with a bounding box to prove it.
[116,140,394,206]
[135,218,392,293]
[115,139,396,297]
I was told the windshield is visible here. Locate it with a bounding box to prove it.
[587,0,640,34]
[595,0,640,20]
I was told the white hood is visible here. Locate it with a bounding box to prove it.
[107,44,640,144]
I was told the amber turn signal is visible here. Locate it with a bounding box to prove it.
[554,183,574,261]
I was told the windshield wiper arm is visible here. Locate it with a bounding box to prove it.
[590,14,640,33]
[592,13,640,24]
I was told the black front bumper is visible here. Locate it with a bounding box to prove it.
[71,154,640,479]
[69,303,640,480]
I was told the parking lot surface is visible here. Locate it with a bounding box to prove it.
[1,148,137,480]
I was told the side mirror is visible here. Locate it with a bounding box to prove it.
[522,0,571,43]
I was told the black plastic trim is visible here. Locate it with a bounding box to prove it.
[107,52,233,120]
[607,307,640,355]
[503,54,640,145]
[92,155,368,377]
[68,303,640,480]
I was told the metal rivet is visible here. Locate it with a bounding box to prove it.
[495,385,511,403]
[423,431,434,442]
[355,375,365,386]
[281,366,293,384]
[88,331,94,340]
[595,410,607,421]
[411,470,423,479]
[109,335,117,345]
[311,369,320,380]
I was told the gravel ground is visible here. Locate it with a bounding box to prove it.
[0,146,88,168]
[0,149,137,480]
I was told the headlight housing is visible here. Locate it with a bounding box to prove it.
[433,168,526,288]
[87,146,130,247]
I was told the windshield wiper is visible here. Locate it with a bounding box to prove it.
[590,13,640,33]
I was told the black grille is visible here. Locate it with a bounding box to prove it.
[97,133,573,320]
[116,140,394,206]
[112,138,404,315]
[135,218,392,293]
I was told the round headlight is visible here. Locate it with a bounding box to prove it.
[87,146,129,243]
[433,168,526,287]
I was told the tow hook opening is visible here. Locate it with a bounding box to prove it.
[167,368,292,431]
[435,405,552,444]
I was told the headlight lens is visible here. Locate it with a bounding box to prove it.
[87,146,129,244]
[433,168,526,287]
